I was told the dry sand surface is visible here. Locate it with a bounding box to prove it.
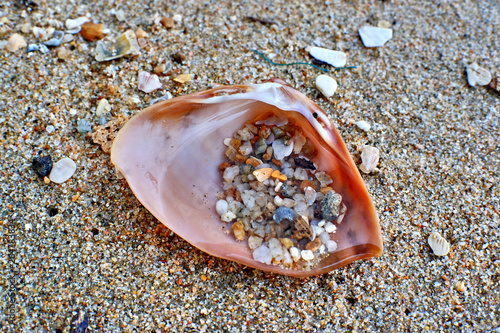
[1,0,499,331]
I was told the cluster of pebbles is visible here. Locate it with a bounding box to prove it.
[216,120,347,270]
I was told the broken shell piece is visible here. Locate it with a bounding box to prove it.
[359,26,393,47]
[428,232,450,256]
[359,146,380,174]
[95,30,140,62]
[43,30,64,47]
[466,63,492,87]
[6,33,27,52]
[307,47,347,68]
[355,120,371,132]
[111,80,382,277]
[138,71,162,93]
[66,17,90,34]
[315,75,338,97]
[96,98,111,116]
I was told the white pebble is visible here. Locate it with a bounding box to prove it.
[282,198,295,208]
[46,125,55,133]
[49,157,76,183]
[304,187,317,205]
[301,249,315,261]
[248,235,263,250]
[315,75,338,97]
[239,141,253,155]
[215,199,228,216]
[272,139,294,160]
[268,238,284,261]
[355,120,371,132]
[96,98,110,117]
[428,232,450,256]
[289,247,300,262]
[359,146,380,174]
[325,240,338,252]
[253,245,272,265]
[324,222,337,233]
[307,47,347,67]
[358,26,393,47]
[223,165,239,182]
[220,211,236,222]
[293,167,309,180]
[293,201,308,216]
[318,220,326,227]
[274,196,283,207]
[466,63,492,87]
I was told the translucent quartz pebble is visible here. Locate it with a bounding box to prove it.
[358,26,393,47]
[307,47,347,68]
[466,63,492,87]
[215,199,228,216]
[253,245,272,264]
[49,157,76,183]
[273,206,295,223]
[359,146,380,174]
[428,232,450,256]
[315,75,338,97]
[272,139,293,160]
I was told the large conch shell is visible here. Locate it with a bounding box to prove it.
[111,80,383,277]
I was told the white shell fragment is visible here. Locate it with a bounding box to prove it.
[428,232,450,256]
[307,47,347,68]
[44,31,64,47]
[359,26,393,47]
[49,157,77,184]
[138,71,162,93]
[95,30,140,62]
[96,98,111,116]
[65,17,90,34]
[466,63,492,87]
[355,120,371,131]
[315,75,338,97]
[359,146,380,174]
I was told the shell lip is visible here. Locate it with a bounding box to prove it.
[111,80,383,277]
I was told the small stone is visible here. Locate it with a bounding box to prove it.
[307,47,347,67]
[6,33,27,52]
[135,27,148,39]
[315,75,338,97]
[359,146,380,174]
[96,98,110,116]
[254,138,267,155]
[428,232,450,256]
[253,245,271,265]
[173,74,192,83]
[272,139,294,160]
[215,199,228,216]
[160,17,174,29]
[315,172,333,187]
[273,206,295,223]
[138,71,162,93]
[57,46,70,60]
[304,187,317,205]
[238,141,253,155]
[321,190,342,221]
[95,30,140,62]
[279,238,294,249]
[172,14,183,23]
[280,181,296,197]
[305,238,322,252]
[154,63,166,74]
[355,120,371,132]
[240,163,255,176]
[221,211,236,222]
[455,281,466,293]
[32,155,53,177]
[248,235,263,250]
[80,22,104,41]
[378,20,392,29]
[294,157,316,170]
[358,26,393,47]
[324,221,336,233]
[232,221,245,241]
[301,249,314,261]
[271,169,287,182]
[49,157,76,183]
[115,10,126,21]
[325,240,338,252]
[268,238,284,261]
[488,76,500,94]
[44,31,64,47]
[77,119,92,134]
[290,247,300,262]
[223,165,239,182]
[107,84,119,95]
[253,168,273,182]
[172,52,186,64]
[466,63,492,87]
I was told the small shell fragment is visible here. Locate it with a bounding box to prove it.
[428,232,450,256]
[315,75,337,97]
[43,31,64,47]
[358,26,393,47]
[307,47,347,68]
[359,146,380,174]
[466,63,492,87]
[355,120,371,132]
[96,98,111,116]
[95,30,140,62]
[66,17,90,34]
[138,71,162,93]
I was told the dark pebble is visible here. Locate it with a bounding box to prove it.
[254,138,267,155]
[172,52,185,64]
[239,163,254,175]
[273,206,295,223]
[279,181,296,198]
[271,127,285,139]
[32,155,52,177]
[91,228,99,235]
[294,157,316,170]
[321,190,342,221]
[47,206,58,217]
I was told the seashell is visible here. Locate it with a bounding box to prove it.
[428,232,450,256]
[95,30,140,62]
[138,71,162,93]
[66,17,90,33]
[466,63,492,87]
[43,30,64,47]
[358,26,393,48]
[359,146,380,174]
[111,79,383,277]
[307,47,347,68]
